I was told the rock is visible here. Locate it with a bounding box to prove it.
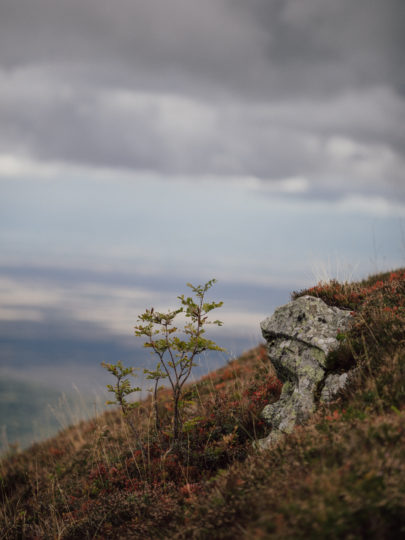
[258,296,352,449]
[320,372,349,403]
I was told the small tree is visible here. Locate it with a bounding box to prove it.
[101,361,145,455]
[135,279,225,442]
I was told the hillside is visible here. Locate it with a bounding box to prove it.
[1,270,404,539]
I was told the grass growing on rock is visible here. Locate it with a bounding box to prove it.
[1,269,404,538]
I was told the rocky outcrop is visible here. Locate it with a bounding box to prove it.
[258,295,352,449]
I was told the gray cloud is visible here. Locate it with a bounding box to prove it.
[235,0,405,94]
[0,0,403,200]
[2,0,403,96]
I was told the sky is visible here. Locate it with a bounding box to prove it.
[0,0,405,396]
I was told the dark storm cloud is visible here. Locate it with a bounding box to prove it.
[236,0,405,95]
[1,0,404,96]
[0,0,404,199]
[0,0,264,92]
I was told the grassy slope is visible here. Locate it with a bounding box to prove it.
[1,270,404,539]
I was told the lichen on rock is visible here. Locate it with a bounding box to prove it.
[320,372,349,403]
[258,295,352,449]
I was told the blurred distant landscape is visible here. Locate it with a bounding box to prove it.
[0,379,106,452]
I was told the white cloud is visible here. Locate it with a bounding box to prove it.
[257,176,309,194]
[0,154,60,178]
[0,276,64,306]
[336,195,405,218]
[0,275,160,335]
[208,310,267,336]
[0,308,44,322]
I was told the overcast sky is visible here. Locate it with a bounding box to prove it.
[1,0,404,197]
[1,0,405,389]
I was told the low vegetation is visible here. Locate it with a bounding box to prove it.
[1,270,404,538]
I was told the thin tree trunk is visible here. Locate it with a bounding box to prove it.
[153,379,160,431]
[173,388,181,442]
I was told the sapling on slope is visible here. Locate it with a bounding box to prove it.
[102,280,224,445]
[101,361,145,455]
[135,279,225,442]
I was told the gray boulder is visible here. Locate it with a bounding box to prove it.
[320,372,349,403]
[258,295,352,449]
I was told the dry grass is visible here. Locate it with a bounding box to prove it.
[0,345,279,539]
[1,269,404,539]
